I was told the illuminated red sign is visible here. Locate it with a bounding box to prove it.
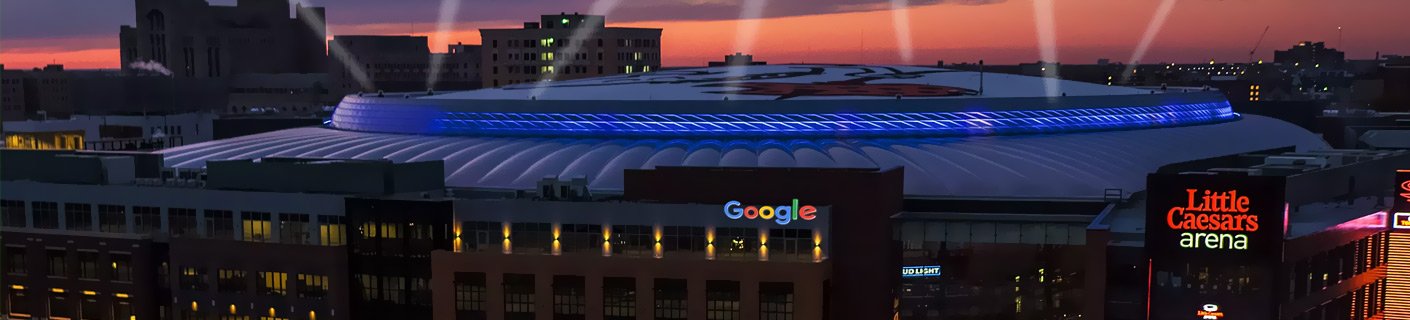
[1197,304,1225,320]
[1166,189,1259,250]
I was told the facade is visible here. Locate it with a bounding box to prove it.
[0,150,445,320]
[480,13,661,87]
[227,73,335,115]
[2,113,217,151]
[118,0,326,78]
[328,36,481,94]
[0,65,74,121]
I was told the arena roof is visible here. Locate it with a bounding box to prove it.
[161,114,1327,199]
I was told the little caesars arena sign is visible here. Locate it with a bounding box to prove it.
[1146,174,1285,257]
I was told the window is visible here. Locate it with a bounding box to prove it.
[5,246,26,275]
[552,275,585,319]
[357,274,379,301]
[180,266,208,290]
[279,213,310,245]
[98,205,126,233]
[32,202,58,229]
[47,249,67,278]
[78,251,99,279]
[603,277,636,320]
[558,224,601,254]
[611,225,652,257]
[504,274,536,320]
[2,200,25,227]
[759,282,794,320]
[706,280,741,320]
[241,212,272,242]
[258,272,288,296]
[111,254,132,282]
[716,228,759,261]
[382,276,406,304]
[662,226,706,255]
[511,223,552,254]
[654,279,688,320]
[205,210,234,240]
[455,272,487,319]
[218,269,247,293]
[462,221,496,252]
[169,208,197,238]
[65,203,92,232]
[297,274,328,298]
[134,206,161,234]
[318,215,346,246]
[769,229,814,262]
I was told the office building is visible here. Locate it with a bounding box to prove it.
[480,13,661,87]
[328,36,481,94]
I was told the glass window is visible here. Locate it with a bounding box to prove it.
[759,282,794,320]
[559,224,602,254]
[218,269,247,293]
[610,225,652,257]
[77,251,99,280]
[65,203,92,232]
[662,226,706,255]
[47,249,67,278]
[98,205,126,233]
[654,279,688,320]
[318,215,346,246]
[716,228,759,261]
[133,206,161,234]
[381,276,405,304]
[241,212,272,242]
[258,272,288,296]
[32,202,59,229]
[504,274,536,320]
[768,229,814,262]
[297,274,328,299]
[169,208,197,238]
[462,221,496,252]
[180,266,208,290]
[5,246,27,275]
[603,277,636,320]
[1,200,24,228]
[455,272,487,319]
[279,213,311,245]
[511,222,552,254]
[111,254,132,282]
[356,274,379,301]
[706,280,741,320]
[553,275,585,319]
[205,210,235,240]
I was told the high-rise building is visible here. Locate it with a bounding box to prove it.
[118,0,327,78]
[480,13,661,88]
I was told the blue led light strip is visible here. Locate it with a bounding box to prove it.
[333,102,1237,138]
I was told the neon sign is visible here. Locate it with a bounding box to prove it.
[1166,189,1258,250]
[901,266,942,278]
[1197,304,1225,320]
[1395,213,1410,230]
[723,199,817,225]
[1401,179,1410,203]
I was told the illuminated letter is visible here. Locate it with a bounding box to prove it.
[1180,232,1194,248]
[724,201,743,219]
[1236,192,1250,212]
[775,205,792,225]
[1246,215,1259,232]
[1186,189,1200,209]
[799,205,817,221]
[1167,207,1183,230]
[1233,234,1248,250]
[744,206,759,219]
[759,206,775,220]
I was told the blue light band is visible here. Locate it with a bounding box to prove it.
[332,101,1238,138]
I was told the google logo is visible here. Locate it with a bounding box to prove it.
[723,199,818,225]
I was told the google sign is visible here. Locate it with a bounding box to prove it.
[723,199,817,225]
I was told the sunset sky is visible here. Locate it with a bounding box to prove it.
[2,0,1408,70]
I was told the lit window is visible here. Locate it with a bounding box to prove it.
[258,271,288,296]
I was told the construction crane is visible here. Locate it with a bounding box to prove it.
[1249,26,1270,63]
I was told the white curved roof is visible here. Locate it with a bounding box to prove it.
[160,115,1327,199]
[425,64,1147,101]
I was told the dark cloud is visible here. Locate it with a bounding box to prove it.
[1,0,134,40]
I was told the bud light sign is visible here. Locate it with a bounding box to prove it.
[901,265,942,278]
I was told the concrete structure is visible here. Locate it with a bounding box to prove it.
[480,13,661,87]
[118,0,327,78]
[3,113,217,151]
[328,36,481,94]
